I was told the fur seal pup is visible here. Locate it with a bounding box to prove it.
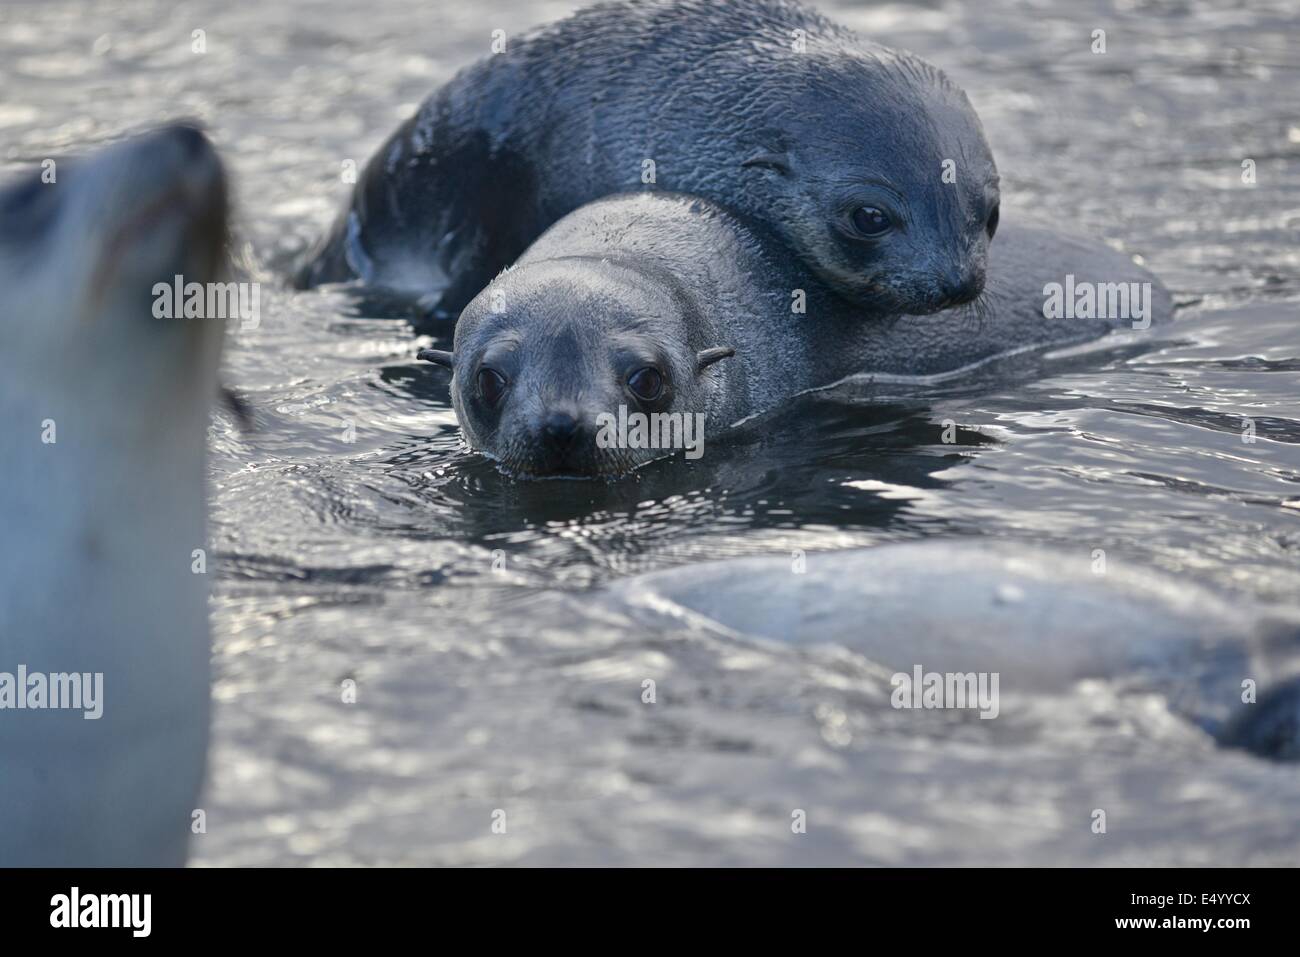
[0,125,229,865]
[420,192,1170,479]
[296,0,999,321]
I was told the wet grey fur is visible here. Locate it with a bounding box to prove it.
[443,192,1171,477]
[297,0,999,321]
[606,539,1300,759]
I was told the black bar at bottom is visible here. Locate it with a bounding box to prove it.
[0,866,1278,941]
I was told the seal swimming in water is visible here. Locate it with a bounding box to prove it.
[604,539,1299,757]
[0,125,229,865]
[295,0,999,322]
[420,192,1170,479]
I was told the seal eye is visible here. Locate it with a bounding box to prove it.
[476,367,507,405]
[986,202,1000,240]
[627,367,664,402]
[849,205,892,239]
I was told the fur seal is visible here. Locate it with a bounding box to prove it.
[420,192,1170,479]
[604,539,1287,750]
[0,125,229,865]
[296,0,999,321]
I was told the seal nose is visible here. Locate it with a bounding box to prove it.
[165,123,210,158]
[542,411,581,450]
[939,269,984,307]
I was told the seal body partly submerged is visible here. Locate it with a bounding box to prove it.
[297,0,999,321]
[426,192,1170,478]
[0,125,229,865]
[606,539,1299,755]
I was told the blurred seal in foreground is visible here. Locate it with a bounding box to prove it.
[296,0,999,322]
[421,193,1169,478]
[606,539,1300,759]
[0,124,229,865]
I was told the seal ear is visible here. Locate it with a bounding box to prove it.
[696,347,736,373]
[417,348,454,368]
[741,151,791,176]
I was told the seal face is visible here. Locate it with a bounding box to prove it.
[0,125,229,865]
[298,0,999,321]
[0,123,228,395]
[734,49,999,316]
[430,258,735,479]
[422,192,1171,480]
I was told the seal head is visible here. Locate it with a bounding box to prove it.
[1,123,228,402]
[424,258,734,479]
[738,48,999,315]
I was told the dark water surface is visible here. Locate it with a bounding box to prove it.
[3,0,1298,864]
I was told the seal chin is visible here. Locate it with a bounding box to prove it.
[490,431,647,481]
[496,449,644,482]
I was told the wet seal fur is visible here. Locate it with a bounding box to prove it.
[604,539,1300,762]
[296,0,999,321]
[0,125,229,865]
[421,192,1171,478]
